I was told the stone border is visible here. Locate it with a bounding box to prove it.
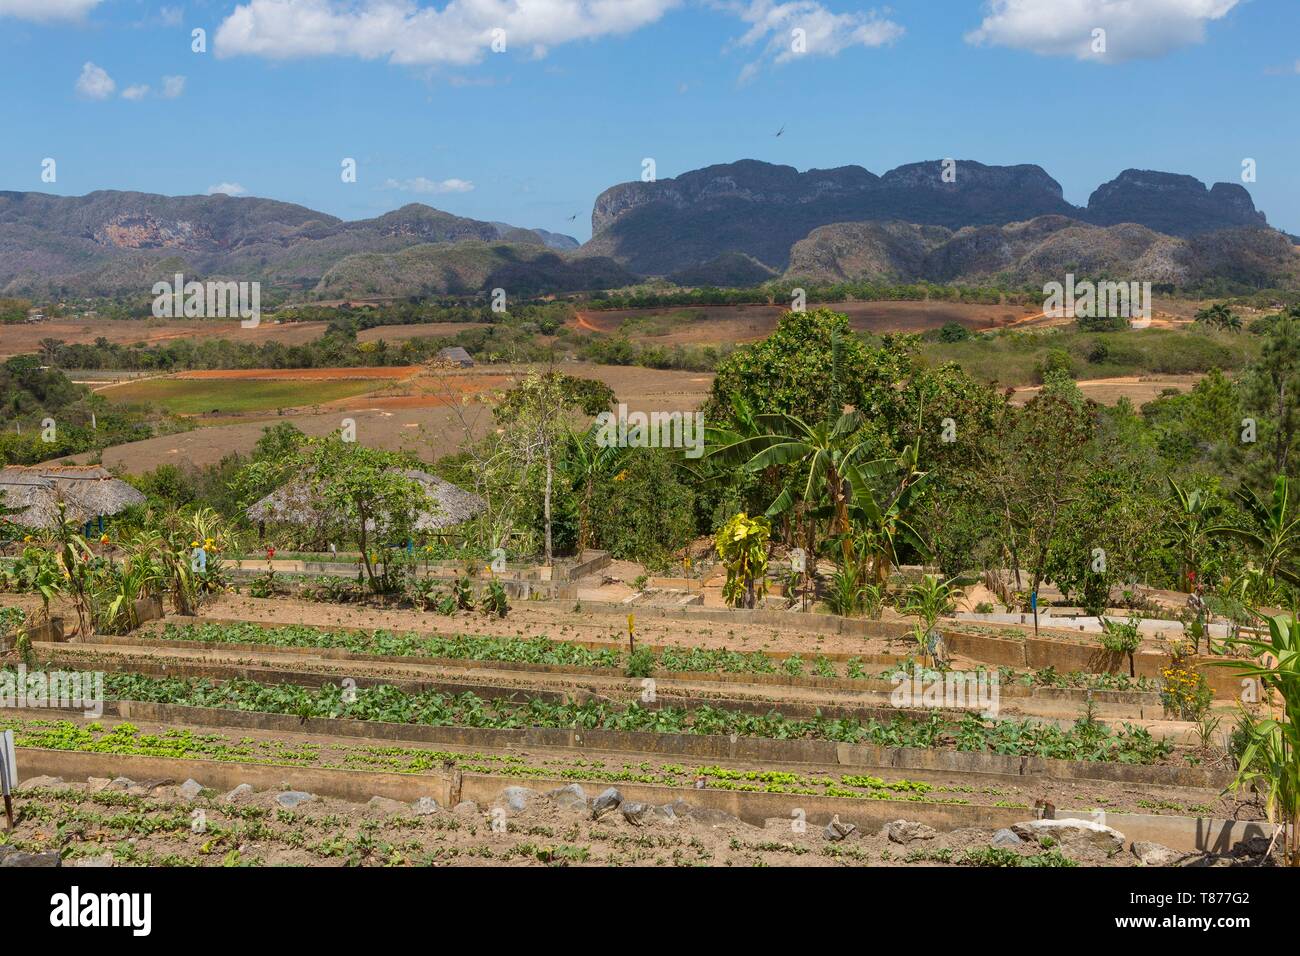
[12,747,1263,854]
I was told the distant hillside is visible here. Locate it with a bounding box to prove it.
[0,160,1290,300]
[0,190,576,297]
[315,241,635,298]
[667,252,778,287]
[584,159,1274,276]
[785,216,1300,287]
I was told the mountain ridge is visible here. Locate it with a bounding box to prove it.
[584,159,1274,276]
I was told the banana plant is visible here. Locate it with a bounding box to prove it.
[1210,476,1300,590]
[707,408,874,564]
[842,436,930,586]
[1166,478,1223,591]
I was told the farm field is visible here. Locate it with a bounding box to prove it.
[100,376,388,416]
[570,297,1209,347]
[77,362,712,472]
[3,592,1275,871]
[0,317,330,359]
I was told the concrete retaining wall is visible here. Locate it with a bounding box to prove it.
[79,629,1165,717]
[37,699,1232,790]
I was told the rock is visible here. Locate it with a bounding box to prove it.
[591,787,623,815]
[178,779,204,800]
[86,777,112,793]
[135,778,174,795]
[107,776,136,791]
[824,815,857,842]
[621,802,655,826]
[991,828,1025,848]
[366,796,410,815]
[275,790,316,809]
[546,784,589,813]
[224,784,254,803]
[17,775,63,791]
[451,800,480,817]
[0,849,61,867]
[651,804,680,825]
[497,786,539,815]
[884,819,936,844]
[1012,818,1125,854]
[686,806,746,828]
[411,797,440,816]
[1131,841,1183,866]
[67,853,115,868]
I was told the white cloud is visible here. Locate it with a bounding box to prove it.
[965,0,1240,63]
[0,0,102,21]
[724,1,903,84]
[207,182,248,196]
[122,85,151,100]
[214,0,682,65]
[384,176,475,194]
[161,75,187,98]
[75,62,116,100]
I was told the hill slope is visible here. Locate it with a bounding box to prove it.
[785,216,1299,287]
[0,190,578,297]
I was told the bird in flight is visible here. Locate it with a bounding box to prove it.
[567,213,577,221]
[775,125,785,137]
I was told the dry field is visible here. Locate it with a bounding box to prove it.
[0,317,329,359]
[572,300,1039,345]
[79,362,712,472]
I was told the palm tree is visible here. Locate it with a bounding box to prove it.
[1195,303,1242,332]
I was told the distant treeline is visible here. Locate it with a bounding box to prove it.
[586,280,1043,310]
[0,355,162,465]
[275,300,574,335]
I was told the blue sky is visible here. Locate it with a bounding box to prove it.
[2,0,1298,240]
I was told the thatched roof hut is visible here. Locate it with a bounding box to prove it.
[0,465,146,529]
[246,469,484,533]
[435,347,475,368]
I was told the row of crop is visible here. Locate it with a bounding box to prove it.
[4,666,1174,763]
[152,621,1158,691]
[8,719,993,805]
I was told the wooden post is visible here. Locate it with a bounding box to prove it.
[0,729,15,831]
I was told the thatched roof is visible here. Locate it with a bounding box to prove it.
[435,347,475,368]
[0,465,146,529]
[246,469,484,532]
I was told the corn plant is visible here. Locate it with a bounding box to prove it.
[1215,611,1300,865]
